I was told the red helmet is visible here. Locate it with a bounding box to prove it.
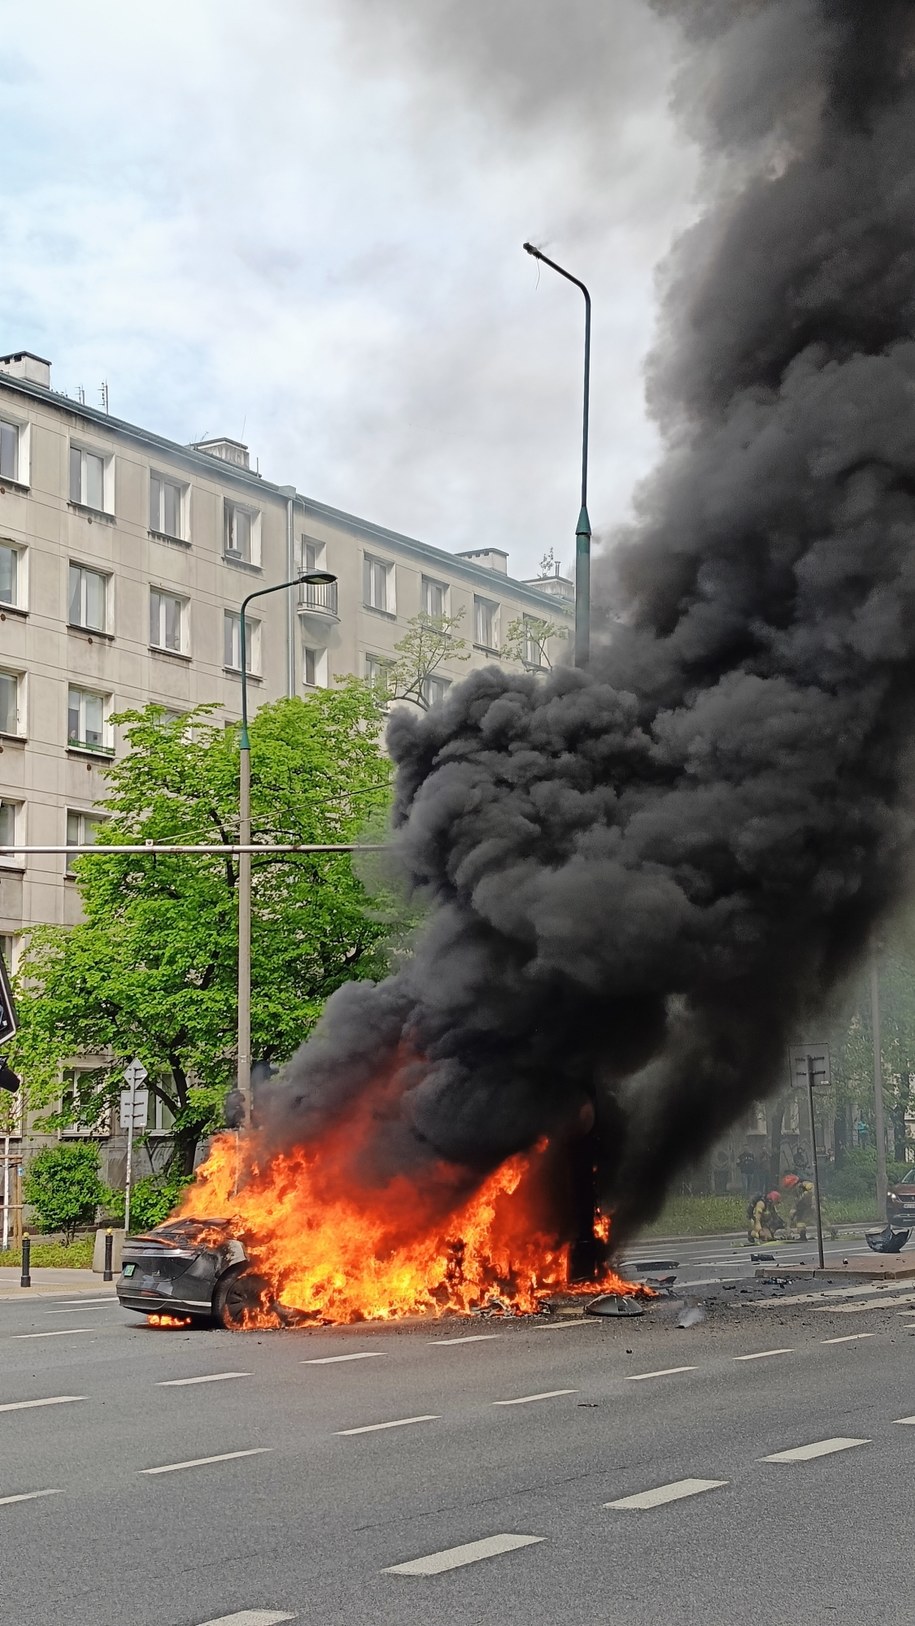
[767,1190,781,1203]
[782,1174,800,1188]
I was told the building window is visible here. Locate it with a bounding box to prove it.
[68,563,109,633]
[421,577,448,619]
[65,809,105,874]
[60,1068,111,1137]
[363,554,395,614]
[149,589,187,654]
[364,654,393,694]
[223,610,260,674]
[304,647,328,689]
[0,800,22,866]
[0,669,22,737]
[303,538,325,574]
[67,686,110,753]
[147,1087,175,1135]
[149,473,185,539]
[0,934,20,973]
[421,674,451,709]
[522,615,547,668]
[0,542,22,608]
[69,445,108,512]
[473,594,500,651]
[224,501,259,564]
[0,419,21,482]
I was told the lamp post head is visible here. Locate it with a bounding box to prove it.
[298,570,337,586]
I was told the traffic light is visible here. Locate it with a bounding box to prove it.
[0,1059,19,1094]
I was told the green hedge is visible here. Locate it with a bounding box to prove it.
[0,1238,95,1268]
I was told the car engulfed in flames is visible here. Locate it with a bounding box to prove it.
[117,1217,277,1329]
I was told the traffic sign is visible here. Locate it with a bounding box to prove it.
[0,946,17,1044]
[120,1088,149,1130]
[123,1058,148,1090]
[789,1044,830,1088]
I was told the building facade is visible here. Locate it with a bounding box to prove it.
[0,349,572,1164]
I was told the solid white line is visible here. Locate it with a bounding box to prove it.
[894,1415,915,1425]
[734,1348,793,1362]
[626,1365,696,1382]
[157,1373,251,1387]
[13,1329,96,1340]
[45,1304,120,1315]
[336,1414,438,1436]
[492,1390,577,1406]
[300,1352,381,1365]
[761,1437,869,1463]
[536,1319,599,1331]
[196,1614,296,1625]
[604,1478,727,1511]
[0,1396,87,1413]
[818,1291,915,1314]
[48,1298,117,1307]
[383,1532,544,1575]
[821,1333,876,1345]
[0,1489,62,1507]
[140,1448,271,1475]
[429,1334,501,1346]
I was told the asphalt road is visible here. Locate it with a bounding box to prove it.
[1,1274,914,1626]
[621,1226,880,1287]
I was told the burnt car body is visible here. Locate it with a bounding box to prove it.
[887,1169,915,1229]
[116,1217,268,1328]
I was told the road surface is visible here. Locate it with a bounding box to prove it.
[0,1279,912,1626]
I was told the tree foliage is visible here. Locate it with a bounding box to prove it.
[23,1143,106,1243]
[11,688,393,1172]
[501,613,567,671]
[375,611,470,709]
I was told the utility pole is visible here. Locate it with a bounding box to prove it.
[870,949,888,1222]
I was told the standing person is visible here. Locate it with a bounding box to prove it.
[738,1150,758,1197]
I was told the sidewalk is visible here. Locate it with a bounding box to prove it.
[0,1266,111,1300]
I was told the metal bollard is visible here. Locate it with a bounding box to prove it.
[103,1228,114,1282]
[20,1232,31,1288]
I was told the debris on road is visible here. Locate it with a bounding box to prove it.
[586,1293,645,1318]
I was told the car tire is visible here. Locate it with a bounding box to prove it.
[212,1265,270,1330]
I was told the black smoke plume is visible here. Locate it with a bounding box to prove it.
[266,0,915,1240]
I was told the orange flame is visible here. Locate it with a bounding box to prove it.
[180,1116,648,1327]
[146,1313,192,1329]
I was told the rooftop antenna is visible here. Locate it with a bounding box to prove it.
[99,381,109,413]
[77,386,85,405]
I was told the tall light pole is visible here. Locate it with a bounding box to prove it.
[236,570,336,1127]
[870,946,889,1222]
[522,242,592,668]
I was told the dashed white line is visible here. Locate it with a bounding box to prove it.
[536,1319,599,1331]
[157,1372,251,1387]
[45,1304,120,1315]
[893,1415,915,1425]
[626,1365,696,1382]
[383,1533,544,1575]
[734,1348,793,1362]
[195,1614,296,1625]
[604,1478,728,1511]
[0,1396,87,1413]
[818,1291,915,1314]
[821,1333,876,1345]
[761,1437,869,1463]
[13,1329,95,1340]
[0,1489,62,1507]
[47,1298,117,1307]
[429,1334,501,1346]
[336,1414,438,1436]
[492,1390,577,1407]
[140,1448,272,1476]
[300,1352,381,1365]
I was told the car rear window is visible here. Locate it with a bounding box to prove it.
[900,1170,915,1185]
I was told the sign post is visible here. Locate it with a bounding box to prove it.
[120,1059,148,1234]
[789,1044,831,1269]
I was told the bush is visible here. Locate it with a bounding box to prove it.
[822,1147,910,1203]
[23,1144,106,1244]
[103,1171,192,1233]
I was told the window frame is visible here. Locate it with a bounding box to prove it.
[224,499,261,565]
[223,609,261,675]
[68,443,112,514]
[473,594,501,651]
[0,416,28,485]
[149,587,188,655]
[65,808,106,875]
[68,561,110,634]
[0,799,23,868]
[59,1067,112,1138]
[0,668,24,738]
[421,673,451,709]
[149,471,187,541]
[363,554,395,615]
[303,646,328,689]
[0,540,25,610]
[66,685,112,755]
[364,653,394,694]
[522,614,547,669]
[421,576,449,619]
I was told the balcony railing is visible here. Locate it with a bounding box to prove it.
[298,579,339,617]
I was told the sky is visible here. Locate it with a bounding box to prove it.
[0,1,699,581]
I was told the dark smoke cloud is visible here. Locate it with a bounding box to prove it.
[267,0,915,1239]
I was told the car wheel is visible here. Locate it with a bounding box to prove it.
[212,1266,270,1330]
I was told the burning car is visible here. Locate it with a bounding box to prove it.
[116,1217,270,1328]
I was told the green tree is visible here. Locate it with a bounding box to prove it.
[501,613,567,671]
[23,1143,106,1243]
[372,610,470,709]
[11,688,392,1173]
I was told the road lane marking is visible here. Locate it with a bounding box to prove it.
[383,1533,544,1575]
[300,1352,382,1365]
[604,1478,727,1511]
[536,1319,599,1331]
[758,1283,914,1308]
[493,1390,577,1406]
[336,1414,438,1436]
[0,1396,87,1413]
[196,1614,296,1625]
[818,1291,915,1314]
[893,1415,915,1425]
[761,1437,869,1463]
[13,1329,95,1340]
[626,1366,696,1382]
[45,1304,120,1315]
[195,1614,296,1625]
[821,1334,876,1345]
[734,1348,793,1362]
[429,1334,501,1346]
[48,1297,117,1307]
[0,1489,62,1507]
[140,1448,272,1475]
[157,1373,251,1387]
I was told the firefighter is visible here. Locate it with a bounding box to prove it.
[748,1193,773,1242]
[789,1179,816,1240]
[764,1189,785,1236]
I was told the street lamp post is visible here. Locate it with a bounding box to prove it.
[236,570,336,1128]
[522,242,592,668]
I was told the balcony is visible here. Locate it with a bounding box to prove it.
[298,579,339,619]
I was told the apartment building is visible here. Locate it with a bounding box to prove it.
[0,349,573,977]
